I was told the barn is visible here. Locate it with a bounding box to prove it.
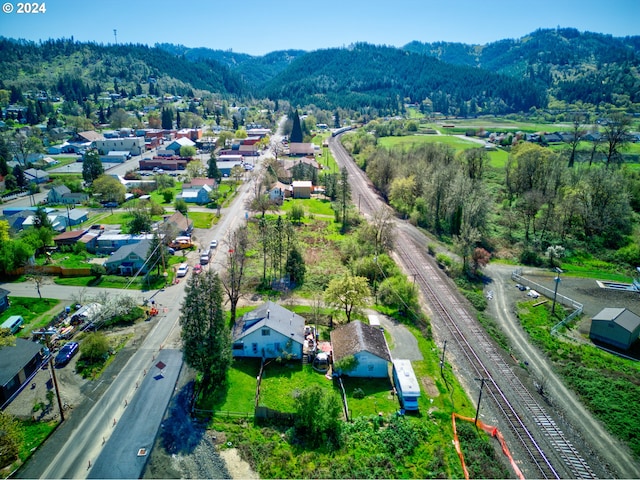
[589,308,640,350]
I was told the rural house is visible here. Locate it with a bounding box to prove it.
[330,320,391,378]
[104,239,152,275]
[232,301,305,359]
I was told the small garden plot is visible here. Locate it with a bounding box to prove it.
[258,361,336,413]
[341,376,398,418]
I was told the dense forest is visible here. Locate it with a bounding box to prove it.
[342,128,640,270]
[2,29,640,115]
[0,38,246,99]
[404,28,640,110]
[261,43,547,114]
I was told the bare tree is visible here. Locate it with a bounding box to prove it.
[566,114,587,168]
[603,113,631,167]
[221,225,249,325]
[24,265,47,299]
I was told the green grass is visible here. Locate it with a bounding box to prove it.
[53,271,173,290]
[0,297,61,337]
[208,358,261,413]
[279,198,334,217]
[259,361,335,413]
[187,211,216,229]
[341,376,397,417]
[34,251,94,269]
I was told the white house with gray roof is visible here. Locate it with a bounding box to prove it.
[232,301,305,359]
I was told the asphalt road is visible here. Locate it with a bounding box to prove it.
[87,349,183,479]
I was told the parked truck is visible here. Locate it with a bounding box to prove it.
[392,359,421,412]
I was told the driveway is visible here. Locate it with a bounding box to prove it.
[372,311,423,361]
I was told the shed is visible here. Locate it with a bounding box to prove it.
[590,308,640,350]
[330,320,391,377]
[291,181,312,199]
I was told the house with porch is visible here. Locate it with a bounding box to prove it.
[330,320,391,378]
[178,184,212,204]
[104,239,152,275]
[232,301,305,359]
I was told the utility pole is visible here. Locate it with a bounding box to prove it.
[551,267,563,315]
[43,333,65,422]
[474,377,489,428]
[439,340,447,378]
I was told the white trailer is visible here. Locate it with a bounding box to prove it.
[392,359,421,411]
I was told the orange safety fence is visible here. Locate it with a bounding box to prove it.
[452,413,525,480]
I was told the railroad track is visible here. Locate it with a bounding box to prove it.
[399,237,595,479]
[329,134,597,479]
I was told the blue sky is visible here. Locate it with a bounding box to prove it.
[0,0,638,56]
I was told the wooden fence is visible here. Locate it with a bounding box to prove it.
[11,265,92,277]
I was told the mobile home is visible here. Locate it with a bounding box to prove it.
[392,359,421,411]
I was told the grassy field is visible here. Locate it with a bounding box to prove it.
[279,197,334,217]
[378,134,509,168]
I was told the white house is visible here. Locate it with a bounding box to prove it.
[330,320,391,378]
[231,301,305,359]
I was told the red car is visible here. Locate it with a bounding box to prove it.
[193,264,203,274]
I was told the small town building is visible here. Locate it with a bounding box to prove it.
[590,308,640,350]
[330,320,391,378]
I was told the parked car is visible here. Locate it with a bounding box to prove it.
[177,263,189,277]
[55,342,79,367]
[193,264,202,274]
[209,240,218,249]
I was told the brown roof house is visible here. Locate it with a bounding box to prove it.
[164,211,193,236]
[330,320,391,377]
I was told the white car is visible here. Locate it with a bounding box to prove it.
[210,240,218,249]
[176,263,189,278]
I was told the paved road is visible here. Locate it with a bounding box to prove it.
[88,349,183,479]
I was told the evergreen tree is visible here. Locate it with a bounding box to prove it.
[0,156,8,177]
[290,109,303,143]
[82,149,104,184]
[180,270,231,395]
[337,167,351,232]
[334,110,341,128]
[12,164,26,188]
[285,246,306,285]
[176,110,181,129]
[207,154,221,181]
[161,107,173,129]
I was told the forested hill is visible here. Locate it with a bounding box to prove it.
[260,43,547,114]
[155,43,307,88]
[403,28,640,107]
[0,38,246,99]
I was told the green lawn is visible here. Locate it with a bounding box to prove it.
[279,197,334,217]
[34,251,95,269]
[210,358,261,413]
[341,376,397,418]
[0,297,61,337]
[258,361,338,413]
[187,211,216,229]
